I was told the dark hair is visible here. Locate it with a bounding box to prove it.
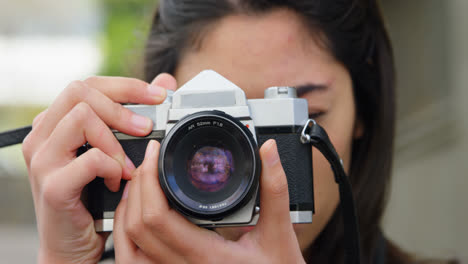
[144,0,399,263]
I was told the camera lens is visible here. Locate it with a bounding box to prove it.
[188,146,233,192]
[159,111,260,220]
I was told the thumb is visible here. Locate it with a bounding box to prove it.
[151,73,178,91]
[256,139,292,233]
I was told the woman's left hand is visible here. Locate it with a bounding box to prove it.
[113,139,306,264]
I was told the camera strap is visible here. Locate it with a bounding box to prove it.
[301,119,361,264]
[0,126,32,148]
[0,120,361,263]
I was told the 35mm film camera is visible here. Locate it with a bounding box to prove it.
[82,70,314,232]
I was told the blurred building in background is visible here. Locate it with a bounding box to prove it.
[0,0,466,262]
[382,0,468,261]
[0,0,102,106]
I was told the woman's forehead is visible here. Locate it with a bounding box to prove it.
[175,9,339,97]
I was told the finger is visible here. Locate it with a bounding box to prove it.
[124,150,183,263]
[114,183,138,254]
[84,76,167,104]
[32,109,48,128]
[150,73,178,91]
[125,166,142,242]
[114,188,154,264]
[255,140,292,236]
[138,140,226,261]
[24,109,49,164]
[38,79,154,138]
[37,102,134,180]
[140,140,169,211]
[44,148,122,208]
[25,75,172,165]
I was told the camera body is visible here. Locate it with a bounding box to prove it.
[82,70,314,232]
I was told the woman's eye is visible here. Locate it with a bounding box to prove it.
[309,112,324,119]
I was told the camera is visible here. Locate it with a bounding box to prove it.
[82,70,314,232]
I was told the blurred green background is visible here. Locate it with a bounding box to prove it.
[0,0,156,132]
[0,0,155,184]
[99,0,156,77]
[0,1,158,258]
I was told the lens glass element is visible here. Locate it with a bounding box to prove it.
[188,146,234,192]
[159,112,260,219]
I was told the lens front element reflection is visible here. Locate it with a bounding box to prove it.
[188,146,234,192]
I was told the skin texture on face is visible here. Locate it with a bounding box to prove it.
[174,9,358,253]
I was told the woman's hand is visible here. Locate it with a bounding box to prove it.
[22,74,176,263]
[114,139,306,264]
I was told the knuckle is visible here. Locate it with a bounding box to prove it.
[28,143,52,179]
[84,148,119,178]
[83,76,100,85]
[21,133,34,161]
[32,110,46,128]
[29,151,44,175]
[66,80,85,96]
[142,211,166,230]
[125,218,142,240]
[41,176,65,209]
[69,102,92,123]
[84,148,102,168]
[86,146,102,156]
[113,102,128,123]
[66,80,91,102]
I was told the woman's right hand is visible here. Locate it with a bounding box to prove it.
[22,74,176,263]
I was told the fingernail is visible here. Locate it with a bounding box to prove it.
[147,84,166,99]
[125,155,135,171]
[122,182,130,200]
[131,114,152,131]
[264,140,280,166]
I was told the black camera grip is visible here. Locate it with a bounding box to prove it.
[257,130,314,212]
[82,138,162,220]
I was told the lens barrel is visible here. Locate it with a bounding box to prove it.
[159,111,260,220]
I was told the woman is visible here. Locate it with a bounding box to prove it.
[22,0,439,263]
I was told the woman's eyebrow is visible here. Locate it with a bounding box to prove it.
[294,84,328,97]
